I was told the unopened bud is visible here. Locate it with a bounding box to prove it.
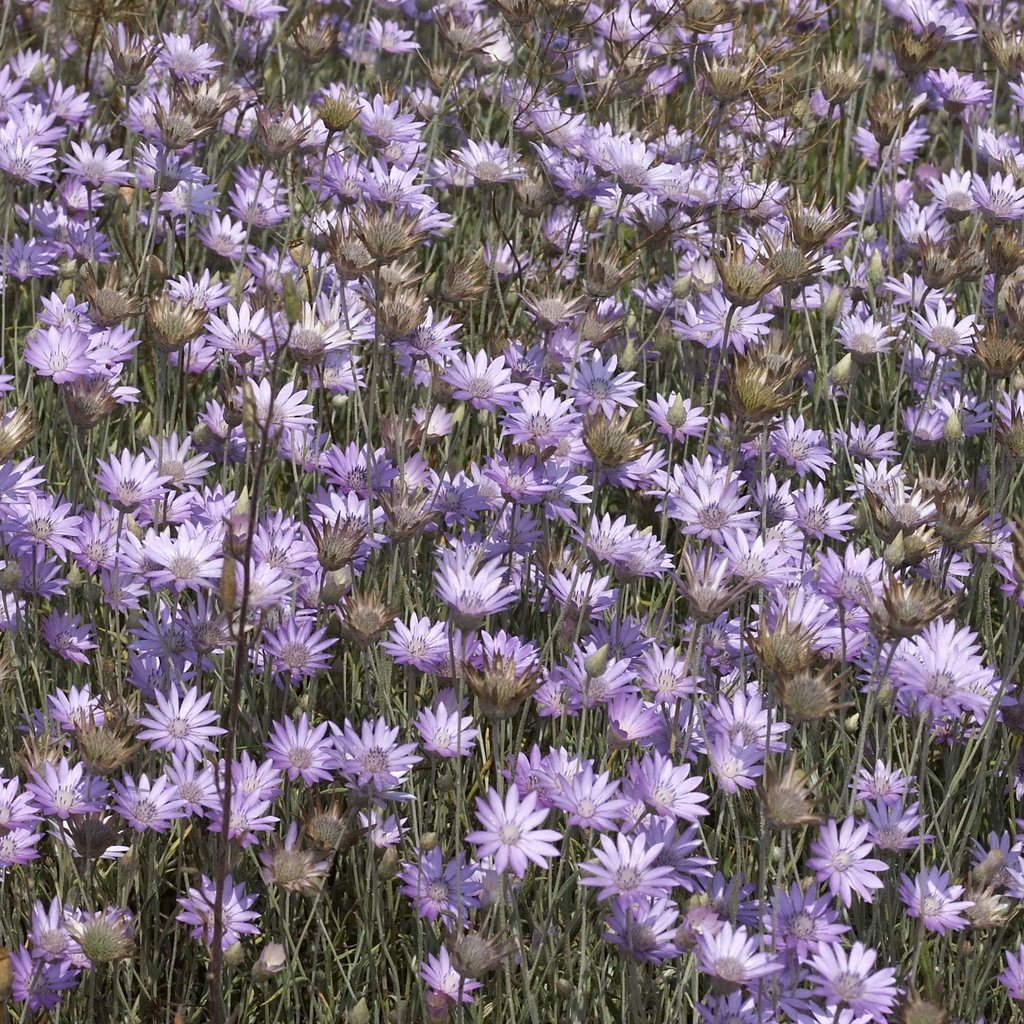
[884,531,906,568]
[867,250,885,287]
[671,274,692,301]
[347,997,371,1024]
[253,942,287,979]
[823,284,843,320]
[378,846,400,880]
[219,552,237,610]
[666,393,688,428]
[224,942,245,967]
[419,832,439,852]
[583,644,609,679]
[831,352,853,388]
[943,409,963,443]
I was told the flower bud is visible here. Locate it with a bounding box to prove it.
[254,942,287,979]
[867,250,885,287]
[584,644,609,679]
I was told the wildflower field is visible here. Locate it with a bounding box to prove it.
[5,0,1024,1020]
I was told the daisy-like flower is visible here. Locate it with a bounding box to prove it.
[587,132,675,196]
[897,867,973,934]
[664,457,758,544]
[4,491,82,561]
[927,169,977,217]
[443,350,519,412]
[10,945,80,1012]
[266,715,339,785]
[434,544,518,629]
[420,947,482,1009]
[262,617,336,684]
[605,897,680,964]
[399,848,482,926]
[24,326,92,383]
[502,386,581,451]
[96,450,171,513]
[766,883,849,958]
[156,33,222,82]
[548,765,629,830]
[561,352,641,417]
[793,482,855,541]
[41,611,97,664]
[62,141,132,188]
[626,752,710,823]
[910,300,976,357]
[807,817,888,907]
[381,613,450,673]
[335,716,422,794]
[452,139,523,188]
[112,773,185,833]
[580,833,676,903]
[809,941,899,1023]
[415,700,479,758]
[136,685,226,762]
[835,309,894,363]
[142,522,223,593]
[26,759,108,820]
[769,415,833,479]
[696,921,782,986]
[676,290,774,354]
[1000,945,1024,1001]
[465,786,562,877]
[176,874,260,950]
[972,170,1024,222]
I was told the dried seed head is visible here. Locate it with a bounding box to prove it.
[254,107,312,161]
[583,412,646,468]
[983,25,1024,77]
[868,573,958,640]
[62,377,121,430]
[512,173,553,217]
[818,55,864,106]
[700,52,756,104]
[107,27,157,88]
[74,710,141,777]
[308,515,367,572]
[519,288,587,330]
[337,590,399,646]
[759,759,820,830]
[0,406,36,462]
[63,813,126,864]
[354,208,427,265]
[304,799,362,853]
[672,549,750,623]
[775,666,848,723]
[866,82,910,148]
[713,245,777,306]
[376,287,427,341]
[976,322,1024,380]
[440,250,488,304]
[290,13,338,62]
[79,262,143,327]
[67,909,135,965]
[178,80,241,129]
[964,886,1009,930]
[680,0,733,32]
[381,484,439,541]
[988,225,1024,276]
[785,197,850,252]
[585,242,637,298]
[444,930,511,977]
[930,480,990,548]
[319,91,361,133]
[898,994,948,1024]
[260,834,331,895]
[466,654,541,720]
[727,343,809,424]
[748,612,817,680]
[154,103,209,150]
[891,23,945,75]
[146,292,207,352]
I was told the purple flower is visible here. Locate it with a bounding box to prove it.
[807,817,888,907]
[809,941,899,1022]
[1000,945,1024,1001]
[136,685,226,762]
[335,717,422,794]
[465,786,561,877]
[95,449,170,513]
[26,758,108,820]
[580,833,676,903]
[420,947,481,1009]
[112,772,185,833]
[415,700,479,759]
[897,867,973,934]
[10,946,80,1012]
[766,883,849,958]
[695,921,782,986]
[399,848,481,926]
[266,714,339,785]
[176,874,260,950]
[626,752,709,823]
[604,896,680,964]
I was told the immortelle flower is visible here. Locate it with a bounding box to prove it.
[136,685,226,762]
[580,833,677,903]
[604,896,680,964]
[334,716,422,794]
[420,946,482,1014]
[26,758,108,820]
[695,921,783,987]
[1000,945,1024,1001]
[10,945,80,1012]
[112,772,186,833]
[399,848,482,926]
[897,867,973,934]
[809,941,899,1022]
[806,817,887,907]
[176,874,260,950]
[95,450,171,512]
[464,786,561,877]
[266,714,339,785]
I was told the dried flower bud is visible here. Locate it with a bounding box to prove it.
[254,942,287,979]
[66,909,135,965]
[444,930,511,977]
[337,590,399,646]
[760,759,820,829]
[147,292,207,352]
[80,262,144,327]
